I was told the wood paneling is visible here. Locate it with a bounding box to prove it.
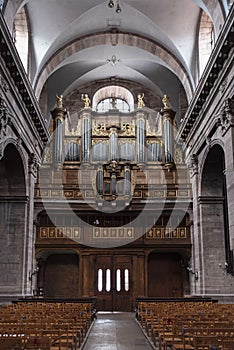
[148,252,183,297]
[44,253,79,298]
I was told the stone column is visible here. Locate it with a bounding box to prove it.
[96,167,103,196]
[25,153,39,296]
[109,128,118,161]
[80,110,92,163]
[188,153,201,294]
[136,111,146,164]
[160,95,176,171]
[124,165,131,197]
[51,100,65,164]
[220,98,234,251]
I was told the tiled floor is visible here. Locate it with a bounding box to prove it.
[83,312,153,350]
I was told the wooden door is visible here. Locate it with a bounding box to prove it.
[148,252,183,297]
[44,253,79,298]
[95,255,132,311]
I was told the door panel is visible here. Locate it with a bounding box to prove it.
[44,253,79,298]
[95,256,113,311]
[148,253,183,297]
[113,256,132,311]
[95,255,132,311]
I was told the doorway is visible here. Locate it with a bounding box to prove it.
[95,255,133,311]
[43,253,79,298]
[148,252,183,297]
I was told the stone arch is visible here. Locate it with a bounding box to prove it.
[35,248,80,298]
[199,144,232,292]
[34,32,194,103]
[200,142,225,196]
[2,137,28,183]
[0,143,26,195]
[0,143,27,298]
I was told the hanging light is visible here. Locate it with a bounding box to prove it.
[108,0,121,13]
[108,0,115,8]
[116,1,121,13]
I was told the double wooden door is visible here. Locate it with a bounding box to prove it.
[95,255,132,311]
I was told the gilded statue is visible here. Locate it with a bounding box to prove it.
[137,93,145,108]
[162,94,170,109]
[56,95,63,108]
[81,94,91,108]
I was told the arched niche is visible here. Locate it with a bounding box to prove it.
[36,250,80,298]
[200,144,232,290]
[0,143,27,296]
[0,143,26,196]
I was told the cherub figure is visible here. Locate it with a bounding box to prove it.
[137,93,145,108]
[162,94,170,109]
[81,94,91,108]
[56,95,63,108]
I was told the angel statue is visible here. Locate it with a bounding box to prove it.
[162,94,170,109]
[137,93,145,108]
[81,94,91,108]
[56,94,63,108]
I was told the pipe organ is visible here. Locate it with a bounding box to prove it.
[36,94,192,303]
[49,95,179,204]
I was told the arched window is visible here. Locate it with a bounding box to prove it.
[198,11,214,77]
[13,6,29,72]
[93,85,134,112]
[96,97,130,113]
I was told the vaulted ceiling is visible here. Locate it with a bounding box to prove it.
[2,0,231,119]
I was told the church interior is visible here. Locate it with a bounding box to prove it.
[0,0,234,348]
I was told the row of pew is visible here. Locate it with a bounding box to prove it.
[136,300,234,350]
[0,300,95,349]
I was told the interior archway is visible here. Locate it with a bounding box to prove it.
[42,252,79,298]
[200,144,232,290]
[0,144,27,296]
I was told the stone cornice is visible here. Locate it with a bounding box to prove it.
[177,5,234,144]
[0,12,49,146]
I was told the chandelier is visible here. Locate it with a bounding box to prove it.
[108,0,121,13]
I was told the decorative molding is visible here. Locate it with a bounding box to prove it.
[28,152,39,176]
[146,227,188,239]
[0,140,4,160]
[93,227,133,239]
[218,98,234,134]
[121,121,135,136]
[0,16,49,144]
[178,6,234,142]
[188,153,198,177]
[39,227,80,239]
[92,121,108,136]
[0,95,11,139]
[0,74,9,92]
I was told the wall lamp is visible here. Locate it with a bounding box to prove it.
[29,266,39,281]
[187,266,198,281]
[108,0,121,13]
[219,261,234,275]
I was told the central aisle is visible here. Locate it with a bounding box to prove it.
[83,312,153,350]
